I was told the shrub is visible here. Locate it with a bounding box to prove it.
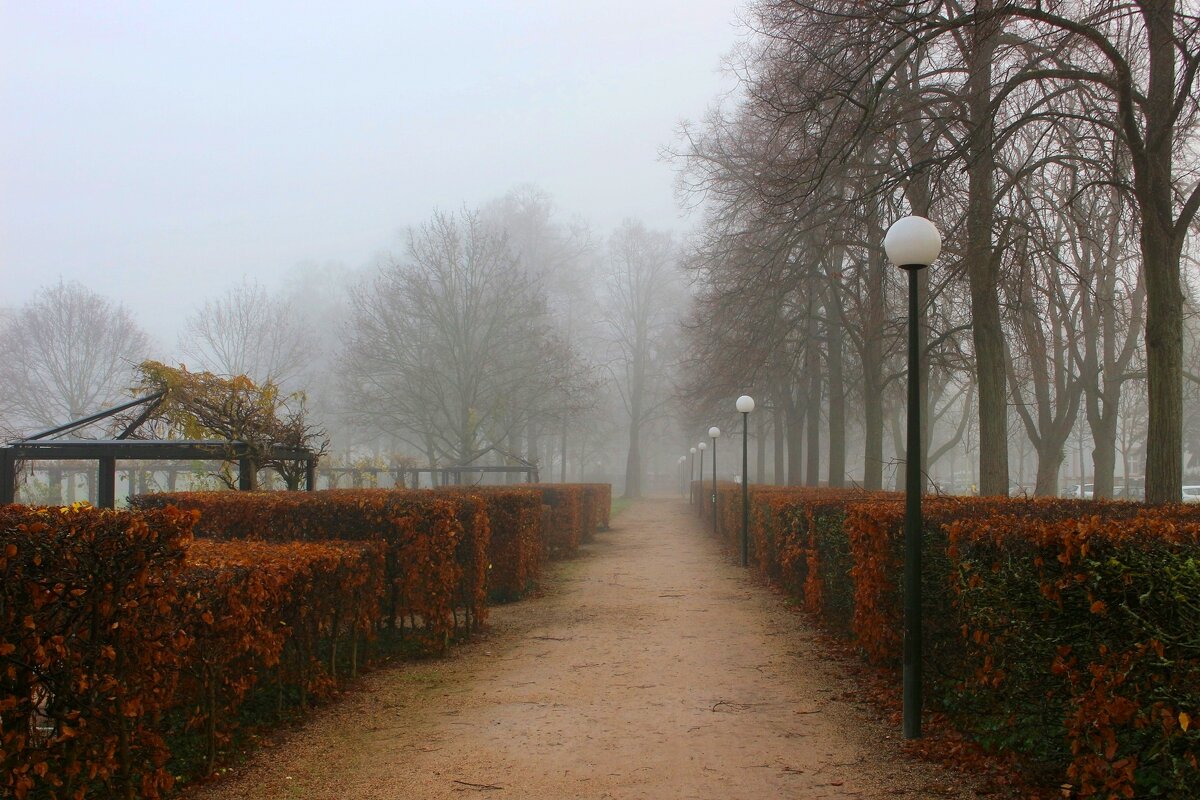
[169,539,384,776]
[1,503,195,800]
[132,490,481,643]
[700,487,1200,797]
[435,487,543,602]
[518,485,584,558]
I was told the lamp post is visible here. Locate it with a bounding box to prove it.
[736,396,755,566]
[708,426,721,537]
[884,214,942,740]
[691,448,700,503]
[697,442,706,517]
[678,455,687,497]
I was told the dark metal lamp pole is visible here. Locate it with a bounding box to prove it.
[689,447,697,504]
[884,215,942,741]
[736,395,755,567]
[708,426,721,537]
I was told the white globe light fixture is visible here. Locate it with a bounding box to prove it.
[708,426,721,439]
[884,215,941,270]
[736,395,755,414]
[885,214,941,742]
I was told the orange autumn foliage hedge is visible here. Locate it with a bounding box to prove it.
[434,487,543,601]
[577,484,612,540]
[3,483,613,798]
[693,485,1200,798]
[175,539,385,774]
[1,503,195,800]
[0,504,388,800]
[521,484,584,557]
[132,489,484,639]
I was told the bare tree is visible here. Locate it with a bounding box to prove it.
[179,280,313,389]
[0,281,151,433]
[601,220,685,498]
[342,208,578,467]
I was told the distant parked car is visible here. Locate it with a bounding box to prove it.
[1063,483,1094,499]
[1182,486,1200,503]
[1113,485,1145,501]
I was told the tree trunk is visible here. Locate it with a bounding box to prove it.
[863,368,884,491]
[773,403,785,485]
[624,434,642,499]
[890,405,905,492]
[1091,414,1118,499]
[560,422,568,483]
[805,312,822,486]
[786,389,804,486]
[755,407,767,484]
[826,277,846,487]
[966,0,1009,496]
[1138,0,1184,502]
[1034,442,1064,497]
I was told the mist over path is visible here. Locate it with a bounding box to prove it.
[184,499,985,799]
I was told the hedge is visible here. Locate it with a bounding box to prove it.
[434,487,543,601]
[132,489,485,639]
[1,504,195,800]
[692,485,1200,798]
[0,504,389,799]
[172,539,385,776]
[4,483,613,797]
[518,485,584,558]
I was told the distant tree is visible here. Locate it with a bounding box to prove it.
[0,281,151,434]
[342,208,576,466]
[179,280,313,388]
[482,185,597,473]
[601,220,685,499]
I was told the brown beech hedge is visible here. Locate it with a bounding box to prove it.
[3,483,610,798]
[692,483,1200,798]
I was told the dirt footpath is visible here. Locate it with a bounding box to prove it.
[186,498,985,800]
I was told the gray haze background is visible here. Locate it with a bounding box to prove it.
[1,1,740,345]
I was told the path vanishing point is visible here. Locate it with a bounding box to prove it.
[183,498,989,800]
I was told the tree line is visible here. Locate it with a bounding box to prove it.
[0,186,688,498]
[672,0,1200,502]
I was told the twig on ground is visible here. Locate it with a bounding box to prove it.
[453,779,504,791]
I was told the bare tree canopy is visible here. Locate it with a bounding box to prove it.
[341,208,588,468]
[671,0,1200,501]
[179,280,314,389]
[0,281,151,435]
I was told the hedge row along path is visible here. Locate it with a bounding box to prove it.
[183,499,985,799]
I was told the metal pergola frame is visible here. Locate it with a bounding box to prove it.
[1,393,318,508]
[405,464,540,487]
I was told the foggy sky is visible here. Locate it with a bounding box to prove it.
[1,1,742,345]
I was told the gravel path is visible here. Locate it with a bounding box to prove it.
[184,498,986,799]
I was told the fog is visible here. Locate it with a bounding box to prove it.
[4,2,1200,503]
[1,1,739,343]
